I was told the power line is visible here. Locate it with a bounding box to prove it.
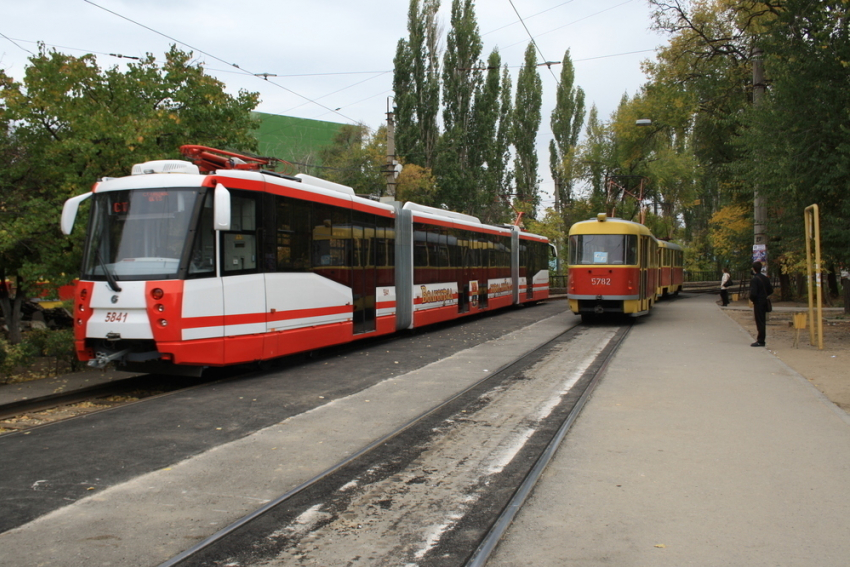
[504,0,636,51]
[81,0,358,123]
[483,0,576,36]
[0,31,35,56]
[507,0,560,85]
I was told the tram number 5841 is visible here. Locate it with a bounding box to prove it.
[105,312,129,323]
[591,278,611,286]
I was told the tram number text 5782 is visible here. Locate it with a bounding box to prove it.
[591,278,611,286]
[105,312,129,323]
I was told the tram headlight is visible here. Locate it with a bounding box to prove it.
[77,319,83,326]
[158,319,168,327]
[78,304,85,312]
[151,288,164,300]
[155,304,165,312]
[80,289,88,300]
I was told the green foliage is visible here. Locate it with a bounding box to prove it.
[470,51,513,224]
[735,0,850,265]
[394,0,442,169]
[525,208,567,273]
[0,45,259,342]
[319,124,385,195]
[396,162,439,205]
[0,328,77,381]
[435,0,484,215]
[549,49,586,224]
[512,44,543,216]
[0,338,34,379]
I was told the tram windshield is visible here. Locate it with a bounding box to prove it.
[82,188,213,281]
[569,234,638,266]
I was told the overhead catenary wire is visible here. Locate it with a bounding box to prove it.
[507,0,560,85]
[81,0,359,124]
[483,0,576,37]
[504,0,636,51]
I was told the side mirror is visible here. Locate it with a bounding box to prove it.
[61,192,92,235]
[214,183,231,231]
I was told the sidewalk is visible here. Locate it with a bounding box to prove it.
[490,293,850,567]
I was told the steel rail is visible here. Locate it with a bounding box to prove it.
[0,374,152,422]
[465,323,632,567]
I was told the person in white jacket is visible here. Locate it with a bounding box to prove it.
[720,267,733,306]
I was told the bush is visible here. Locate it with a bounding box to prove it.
[0,338,36,382]
[0,328,78,382]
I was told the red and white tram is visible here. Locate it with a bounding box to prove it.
[61,146,551,374]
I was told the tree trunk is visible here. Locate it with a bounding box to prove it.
[795,273,805,299]
[0,273,25,345]
[826,266,839,298]
[779,272,792,301]
[843,277,850,315]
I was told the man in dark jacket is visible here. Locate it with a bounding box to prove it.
[748,261,773,346]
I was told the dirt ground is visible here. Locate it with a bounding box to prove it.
[722,298,850,413]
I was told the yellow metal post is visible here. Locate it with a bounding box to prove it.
[804,205,824,350]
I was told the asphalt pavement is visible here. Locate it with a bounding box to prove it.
[2,295,848,566]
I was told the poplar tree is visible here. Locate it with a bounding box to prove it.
[471,50,511,223]
[393,0,441,169]
[512,43,543,216]
[0,46,259,344]
[548,50,585,226]
[435,0,483,213]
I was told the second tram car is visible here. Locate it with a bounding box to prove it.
[567,214,682,322]
[657,239,684,297]
[61,146,552,374]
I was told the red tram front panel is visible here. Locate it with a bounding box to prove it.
[570,266,641,299]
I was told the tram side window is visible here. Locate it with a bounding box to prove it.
[312,204,351,267]
[222,192,259,274]
[375,215,395,286]
[275,196,312,272]
[188,190,215,276]
[352,211,376,268]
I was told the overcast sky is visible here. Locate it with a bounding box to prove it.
[1,0,668,208]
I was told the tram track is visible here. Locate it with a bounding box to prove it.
[0,299,567,436]
[160,320,631,567]
[0,373,220,434]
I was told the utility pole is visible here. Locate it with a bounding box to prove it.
[385,99,399,197]
[752,46,768,269]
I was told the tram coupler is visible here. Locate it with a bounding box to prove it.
[88,348,132,369]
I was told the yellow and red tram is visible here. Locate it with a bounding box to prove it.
[568,214,681,322]
[656,239,684,297]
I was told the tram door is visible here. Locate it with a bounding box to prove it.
[458,232,471,314]
[352,213,376,334]
[639,235,648,310]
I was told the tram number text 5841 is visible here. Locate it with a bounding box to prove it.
[591,278,611,286]
[105,312,129,323]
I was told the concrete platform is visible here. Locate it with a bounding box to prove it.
[489,293,850,566]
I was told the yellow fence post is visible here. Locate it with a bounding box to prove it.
[804,204,824,350]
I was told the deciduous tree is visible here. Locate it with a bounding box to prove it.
[0,45,259,343]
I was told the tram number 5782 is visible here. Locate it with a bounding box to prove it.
[590,278,611,286]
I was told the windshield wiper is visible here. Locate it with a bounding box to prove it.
[97,248,122,293]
